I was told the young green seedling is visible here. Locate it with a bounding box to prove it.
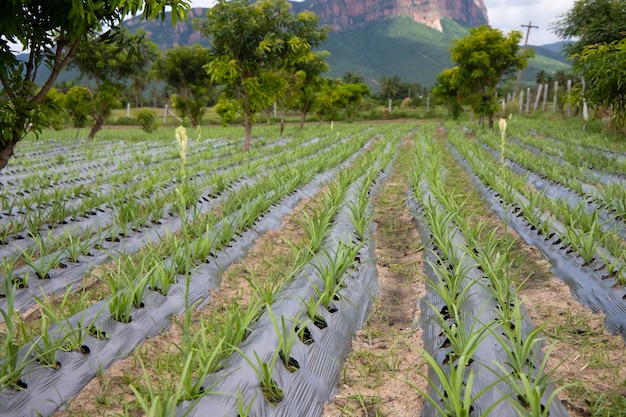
[267,306,300,372]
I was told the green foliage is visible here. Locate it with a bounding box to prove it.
[64,86,92,128]
[432,67,463,119]
[552,0,626,57]
[200,0,328,149]
[569,39,626,127]
[284,50,330,128]
[153,44,214,127]
[0,0,191,169]
[43,87,68,130]
[316,79,370,121]
[445,25,530,127]
[71,28,160,139]
[214,95,240,126]
[137,109,158,132]
[380,75,401,100]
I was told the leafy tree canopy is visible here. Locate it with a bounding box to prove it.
[432,67,463,119]
[153,44,215,127]
[551,0,626,57]
[317,79,369,121]
[71,29,160,139]
[571,39,626,127]
[448,25,530,127]
[200,0,328,150]
[0,0,190,170]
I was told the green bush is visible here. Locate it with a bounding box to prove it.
[112,116,137,126]
[137,109,158,133]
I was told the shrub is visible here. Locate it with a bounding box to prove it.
[112,116,136,126]
[137,109,158,133]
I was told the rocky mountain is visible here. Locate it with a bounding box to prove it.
[34,1,567,90]
[124,7,210,48]
[291,0,488,33]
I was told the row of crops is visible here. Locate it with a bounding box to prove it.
[0,123,409,416]
[1,120,625,416]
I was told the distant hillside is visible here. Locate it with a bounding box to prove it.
[290,0,488,32]
[305,16,570,88]
[120,9,568,89]
[20,5,570,91]
[321,16,469,87]
[535,41,573,57]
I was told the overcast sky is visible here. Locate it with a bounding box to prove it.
[483,0,574,45]
[190,0,575,46]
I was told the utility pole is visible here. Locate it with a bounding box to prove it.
[514,21,538,96]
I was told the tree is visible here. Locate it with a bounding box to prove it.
[380,75,401,112]
[551,0,626,57]
[287,51,330,129]
[71,29,160,139]
[44,88,67,130]
[432,67,463,120]
[535,70,551,85]
[64,86,92,129]
[200,0,328,151]
[0,0,190,170]
[570,39,626,127]
[153,44,215,127]
[449,25,531,128]
[316,79,370,121]
[343,72,365,85]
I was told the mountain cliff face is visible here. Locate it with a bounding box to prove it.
[291,0,489,32]
[124,7,209,48]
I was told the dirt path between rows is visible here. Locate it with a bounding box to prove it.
[323,137,428,417]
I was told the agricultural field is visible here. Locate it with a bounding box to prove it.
[1,119,626,417]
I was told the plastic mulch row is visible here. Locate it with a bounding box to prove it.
[449,142,626,342]
[0,135,373,417]
[406,179,569,417]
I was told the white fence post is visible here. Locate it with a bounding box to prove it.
[553,81,559,112]
[566,79,572,117]
[533,84,542,112]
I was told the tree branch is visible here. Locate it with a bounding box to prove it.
[32,36,80,104]
[0,71,16,102]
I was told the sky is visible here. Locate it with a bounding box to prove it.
[483,0,575,45]
[189,0,575,46]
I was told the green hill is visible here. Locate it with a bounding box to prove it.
[24,8,570,92]
[321,16,570,89]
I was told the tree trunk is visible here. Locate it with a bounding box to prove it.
[88,117,104,140]
[280,110,285,137]
[242,93,252,152]
[243,114,252,152]
[300,111,307,130]
[0,138,19,171]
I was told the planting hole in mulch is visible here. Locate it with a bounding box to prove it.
[279,351,300,372]
[262,379,284,405]
[296,325,314,344]
[312,314,327,329]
